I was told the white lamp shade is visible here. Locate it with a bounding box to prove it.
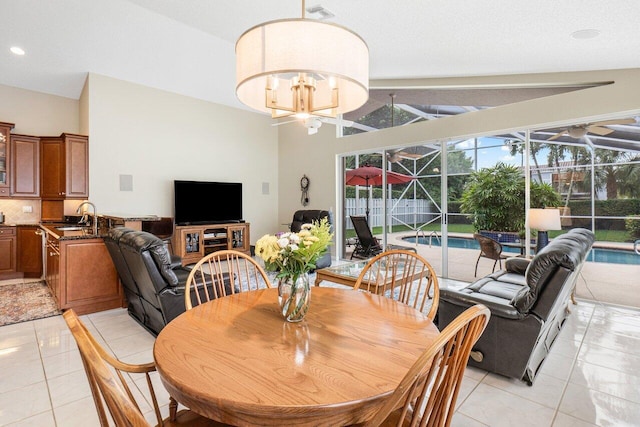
[236,18,369,116]
[529,208,562,231]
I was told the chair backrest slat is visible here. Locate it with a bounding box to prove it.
[364,304,490,427]
[185,250,272,310]
[353,249,440,320]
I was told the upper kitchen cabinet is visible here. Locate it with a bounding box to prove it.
[11,134,40,198]
[0,122,16,198]
[41,133,88,199]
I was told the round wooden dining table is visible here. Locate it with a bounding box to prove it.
[153,287,439,426]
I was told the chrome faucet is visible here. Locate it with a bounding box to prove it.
[76,201,98,235]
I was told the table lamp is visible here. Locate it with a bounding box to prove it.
[529,208,562,253]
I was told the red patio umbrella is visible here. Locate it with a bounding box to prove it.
[345,164,414,221]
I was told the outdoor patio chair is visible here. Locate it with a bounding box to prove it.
[473,233,510,277]
[350,215,415,259]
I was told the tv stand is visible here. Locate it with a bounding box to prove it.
[174,222,250,266]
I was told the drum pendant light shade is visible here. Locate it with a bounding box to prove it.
[235,18,369,119]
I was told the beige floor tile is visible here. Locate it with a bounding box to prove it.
[47,369,93,409]
[570,360,640,404]
[41,349,84,380]
[0,356,46,394]
[52,396,102,427]
[577,341,640,375]
[4,410,56,427]
[483,372,567,409]
[0,382,51,426]
[552,412,598,426]
[105,328,156,359]
[457,383,556,427]
[559,382,640,426]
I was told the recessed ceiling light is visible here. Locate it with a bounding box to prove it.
[570,29,600,40]
[10,46,25,55]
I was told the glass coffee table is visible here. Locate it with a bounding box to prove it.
[314,260,370,289]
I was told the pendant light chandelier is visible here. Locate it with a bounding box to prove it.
[235,0,369,119]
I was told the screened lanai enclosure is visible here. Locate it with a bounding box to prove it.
[339,88,640,307]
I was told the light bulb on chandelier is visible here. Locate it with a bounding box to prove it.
[235,0,369,119]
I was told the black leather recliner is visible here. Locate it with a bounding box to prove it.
[290,209,333,270]
[437,228,595,385]
[104,227,193,336]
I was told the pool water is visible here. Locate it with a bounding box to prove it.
[403,236,640,265]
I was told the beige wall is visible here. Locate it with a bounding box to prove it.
[0,84,79,135]
[85,74,279,242]
[0,83,80,224]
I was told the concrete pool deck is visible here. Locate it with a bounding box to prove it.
[344,231,640,309]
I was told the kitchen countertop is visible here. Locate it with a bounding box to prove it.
[40,223,107,240]
[99,213,160,221]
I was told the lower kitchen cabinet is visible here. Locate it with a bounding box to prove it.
[0,226,18,279]
[45,234,123,315]
[17,226,43,278]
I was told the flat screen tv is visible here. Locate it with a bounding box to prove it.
[174,180,243,225]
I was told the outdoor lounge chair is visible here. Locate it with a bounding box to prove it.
[349,215,415,259]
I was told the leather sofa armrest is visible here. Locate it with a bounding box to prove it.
[505,257,531,275]
[169,255,182,269]
[440,288,525,320]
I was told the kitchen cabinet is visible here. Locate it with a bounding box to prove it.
[11,134,40,198]
[43,227,123,315]
[0,226,17,277]
[40,133,88,199]
[0,122,15,197]
[18,226,43,278]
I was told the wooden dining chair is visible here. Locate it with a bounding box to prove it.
[363,304,491,427]
[63,309,224,427]
[185,249,272,310]
[352,249,440,320]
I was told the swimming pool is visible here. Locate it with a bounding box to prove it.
[403,236,640,265]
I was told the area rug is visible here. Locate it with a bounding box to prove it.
[0,281,61,327]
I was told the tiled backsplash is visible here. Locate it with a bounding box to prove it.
[0,199,41,224]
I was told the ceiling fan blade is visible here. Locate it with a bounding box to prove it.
[547,130,566,141]
[308,127,318,135]
[590,118,636,127]
[271,119,298,127]
[586,126,614,136]
[399,152,423,159]
[320,117,354,127]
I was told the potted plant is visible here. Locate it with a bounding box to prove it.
[460,163,561,239]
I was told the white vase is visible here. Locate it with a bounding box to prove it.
[278,273,311,322]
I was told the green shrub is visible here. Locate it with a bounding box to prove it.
[460,163,561,232]
[625,216,640,239]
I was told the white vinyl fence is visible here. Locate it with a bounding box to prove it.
[345,198,437,229]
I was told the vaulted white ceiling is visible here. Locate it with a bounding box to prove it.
[2,0,640,113]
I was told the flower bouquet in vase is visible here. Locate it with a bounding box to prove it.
[255,218,332,322]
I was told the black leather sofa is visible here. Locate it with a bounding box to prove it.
[104,227,193,336]
[290,209,333,270]
[437,228,595,385]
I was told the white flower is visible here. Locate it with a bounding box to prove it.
[288,244,299,251]
[289,234,300,244]
[277,238,289,248]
